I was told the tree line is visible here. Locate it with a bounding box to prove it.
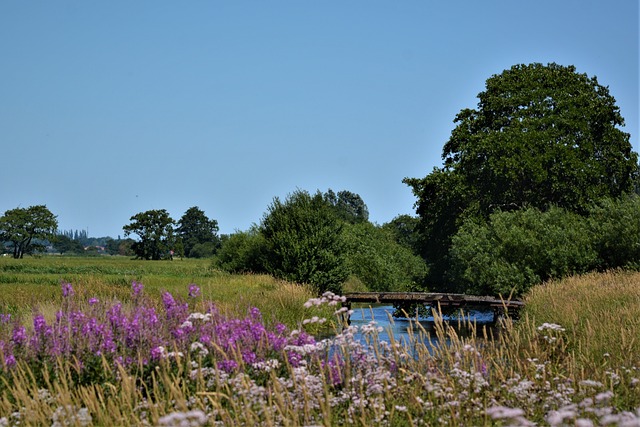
[2,62,639,297]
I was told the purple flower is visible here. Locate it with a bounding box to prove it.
[162,292,176,309]
[0,314,11,323]
[150,346,166,360]
[61,282,74,298]
[33,314,49,334]
[131,281,144,297]
[218,359,238,373]
[11,326,27,346]
[188,284,200,298]
[88,297,99,305]
[4,354,16,368]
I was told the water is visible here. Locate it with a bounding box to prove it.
[349,304,498,348]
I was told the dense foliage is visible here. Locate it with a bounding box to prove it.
[405,63,639,293]
[212,190,428,294]
[123,209,178,260]
[342,221,427,292]
[261,190,348,294]
[212,227,268,274]
[0,205,58,259]
[448,196,640,296]
[177,206,220,258]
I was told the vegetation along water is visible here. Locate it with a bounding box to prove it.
[2,63,640,424]
[0,256,639,425]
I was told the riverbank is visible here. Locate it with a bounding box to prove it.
[0,258,638,425]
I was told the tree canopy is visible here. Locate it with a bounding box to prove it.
[123,209,177,260]
[177,206,219,258]
[0,205,58,258]
[323,189,370,223]
[260,190,348,294]
[405,63,639,292]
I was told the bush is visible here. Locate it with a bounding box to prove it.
[188,242,217,259]
[261,190,348,294]
[588,196,640,270]
[343,222,427,292]
[212,228,268,273]
[450,206,598,296]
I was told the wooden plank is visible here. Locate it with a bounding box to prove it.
[343,292,524,308]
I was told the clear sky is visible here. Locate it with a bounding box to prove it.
[1,1,638,237]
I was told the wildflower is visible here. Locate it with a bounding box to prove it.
[189,342,209,357]
[131,281,144,297]
[50,405,92,427]
[486,406,534,426]
[61,282,74,298]
[151,346,167,360]
[579,380,603,388]
[594,391,613,403]
[158,410,207,427]
[11,326,27,346]
[188,284,200,298]
[162,292,177,309]
[537,323,565,332]
[3,354,16,368]
[88,297,99,305]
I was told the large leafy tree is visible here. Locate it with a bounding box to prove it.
[0,205,58,258]
[177,206,220,258]
[323,189,370,223]
[123,209,176,260]
[405,63,638,291]
[261,190,348,294]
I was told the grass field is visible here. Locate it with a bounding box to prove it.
[0,256,638,425]
[0,256,319,328]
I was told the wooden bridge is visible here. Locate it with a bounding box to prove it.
[343,292,524,317]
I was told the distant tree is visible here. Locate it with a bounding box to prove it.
[0,205,58,259]
[53,234,85,255]
[105,237,120,255]
[104,237,136,256]
[177,206,220,257]
[405,63,639,291]
[381,214,421,253]
[118,238,135,257]
[123,209,176,260]
[261,190,348,294]
[324,189,369,223]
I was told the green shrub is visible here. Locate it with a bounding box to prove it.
[343,222,427,292]
[212,227,267,273]
[261,190,348,294]
[450,206,597,296]
[588,196,640,270]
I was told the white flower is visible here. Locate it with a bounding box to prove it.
[158,409,207,427]
[537,323,565,332]
[579,380,603,388]
[485,405,525,419]
[189,342,209,356]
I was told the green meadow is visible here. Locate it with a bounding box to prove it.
[0,256,639,426]
[0,256,318,328]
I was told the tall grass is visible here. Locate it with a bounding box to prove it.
[0,257,318,328]
[524,270,640,372]
[0,258,638,425]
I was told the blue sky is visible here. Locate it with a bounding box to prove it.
[1,1,638,237]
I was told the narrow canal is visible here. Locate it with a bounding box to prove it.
[349,304,499,347]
